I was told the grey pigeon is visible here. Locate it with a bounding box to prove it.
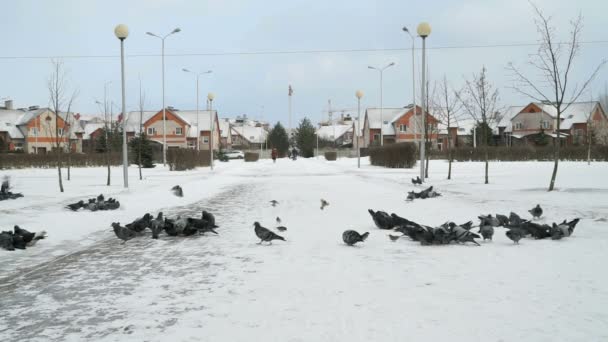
[276,217,281,225]
[276,226,287,232]
[506,229,523,244]
[320,199,329,210]
[270,200,279,207]
[411,176,422,185]
[388,234,401,241]
[450,223,481,246]
[0,231,15,251]
[528,204,543,219]
[171,185,183,197]
[150,212,164,239]
[479,225,495,241]
[368,209,394,230]
[112,222,137,244]
[202,210,217,228]
[496,214,509,227]
[254,221,285,244]
[13,225,36,243]
[564,218,580,235]
[509,212,523,226]
[126,213,152,233]
[342,230,369,246]
[66,200,85,211]
[187,217,219,235]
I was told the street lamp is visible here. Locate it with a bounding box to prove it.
[368,62,395,146]
[182,68,212,151]
[207,92,215,171]
[146,27,181,166]
[114,24,129,188]
[356,90,364,168]
[402,27,418,148]
[417,22,431,181]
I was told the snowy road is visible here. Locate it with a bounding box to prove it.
[1,159,608,341]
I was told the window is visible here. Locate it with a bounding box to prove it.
[540,121,550,129]
[175,127,183,135]
[399,124,407,132]
[373,133,380,141]
[514,122,523,130]
[203,136,209,143]
[58,128,64,136]
[147,127,156,135]
[31,127,38,135]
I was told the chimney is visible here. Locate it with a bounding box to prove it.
[4,100,13,110]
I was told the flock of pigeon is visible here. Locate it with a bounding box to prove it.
[0,226,47,251]
[66,194,120,211]
[0,177,23,201]
[111,210,219,243]
[366,204,580,246]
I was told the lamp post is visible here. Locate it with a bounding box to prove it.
[356,90,364,168]
[182,68,212,151]
[402,27,418,147]
[368,62,395,146]
[114,24,129,188]
[207,92,215,170]
[146,28,181,166]
[417,22,431,181]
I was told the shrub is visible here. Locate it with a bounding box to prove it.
[369,142,417,168]
[244,152,260,162]
[324,151,337,161]
[0,152,122,169]
[430,145,608,162]
[167,149,211,171]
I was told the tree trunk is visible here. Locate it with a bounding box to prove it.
[548,139,559,191]
[447,148,452,180]
[587,128,592,165]
[67,151,71,181]
[138,138,143,180]
[57,149,64,192]
[425,151,429,178]
[106,150,111,186]
[484,149,489,184]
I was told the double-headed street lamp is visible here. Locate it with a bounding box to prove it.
[355,90,364,168]
[182,68,212,151]
[146,28,181,166]
[417,22,431,181]
[114,24,129,188]
[207,92,215,171]
[368,62,395,146]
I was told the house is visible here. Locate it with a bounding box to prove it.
[0,100,83,154]
[352,118,365,149]
[230,125,268,149]
[125,107,221,151]
[317,124,354,147]
[436,119,475,151]
[218,118,233,150]
[362,105,440,147]
[497,101,607,146]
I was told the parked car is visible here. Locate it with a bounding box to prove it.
[224,150,245,159]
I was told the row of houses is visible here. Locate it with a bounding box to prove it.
[319,101,608,150]
[2,99,606,154]
[0,100,272,154]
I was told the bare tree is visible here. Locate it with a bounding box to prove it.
[47,60,77,192]
[433,75,464,180]
[138,78,147,180]
[507,3,605,191]
[458,66,500,184]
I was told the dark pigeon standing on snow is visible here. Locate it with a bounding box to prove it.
[66,200,85,211]
[449,223,481,246]
[506,229,523,244]
[126,213,152,233]
[13,225,36,244]
[388,234,401,242]
[150,212,164,239]
[320,199,329,210]
[479,225,494,241]
[187,218,219,235]
[509,212,523,226]
[112,222,137,244]
[0,176,9,194]
[528,204,543,219]
[276,217,281,225]
[270,200,279,207]
[276,226,287,232]
[254,222,285,244]
[411,176,422,185]
[0,231,15,251]
[496,214,509,227]
[368,209,394,230]
[171,185,183,197]
[202,210,217,228]
[342,230,369,246]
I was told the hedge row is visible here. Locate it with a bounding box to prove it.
[324,152,337,161]
[369,142,417,168]
[0,152,123,169]
[430,146,608,162]
[167,149,211,171]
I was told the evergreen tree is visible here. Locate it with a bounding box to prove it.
[470,121,494,147]
[95,123,123,153]
[129,133,155,168]
[268,122,290,157]
[294,117,316,158]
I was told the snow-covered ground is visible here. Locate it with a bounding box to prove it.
[1,158,608,341]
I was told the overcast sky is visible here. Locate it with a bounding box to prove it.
[1,0,606,126]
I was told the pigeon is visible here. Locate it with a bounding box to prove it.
[564,218,580,235]
[26,230,47,247]
[96,194,105,204]
[478,215,500,227]
[172,216,190,235]
[550,223,567,240]
[126,213,152,233]
[528,204,543,219]
[388,234,401,241]
[509,212,523,226]
[66,200,85,211]
[276,226,287,232]
[11,233,26,249]
[112,222,137,244]
[496,214,509,227]
[411,176,422,185]
[253,221,285,244]
[276,217,282,225]
[187,218,219,235]
[450,223,481,246]
[0,176,9,194]
[522,221,551,239]
[342,230,370,246]
[320,199,329,210]
[202,210,217,228]
[270,200,279,207]
[431,225,453,245]
[163,218,179,236]
[505,229,523,244]
[150,212,164,239]
[171,185,184,197]
[479,225,495,241]
[0,231,15,251]
[368,209,394,230]
[13,225,36,244]
[460,221,474,230]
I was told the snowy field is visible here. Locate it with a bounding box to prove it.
[1,158,608,342]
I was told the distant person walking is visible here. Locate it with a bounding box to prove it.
[291,148,298,161]
[271,148,278,163]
